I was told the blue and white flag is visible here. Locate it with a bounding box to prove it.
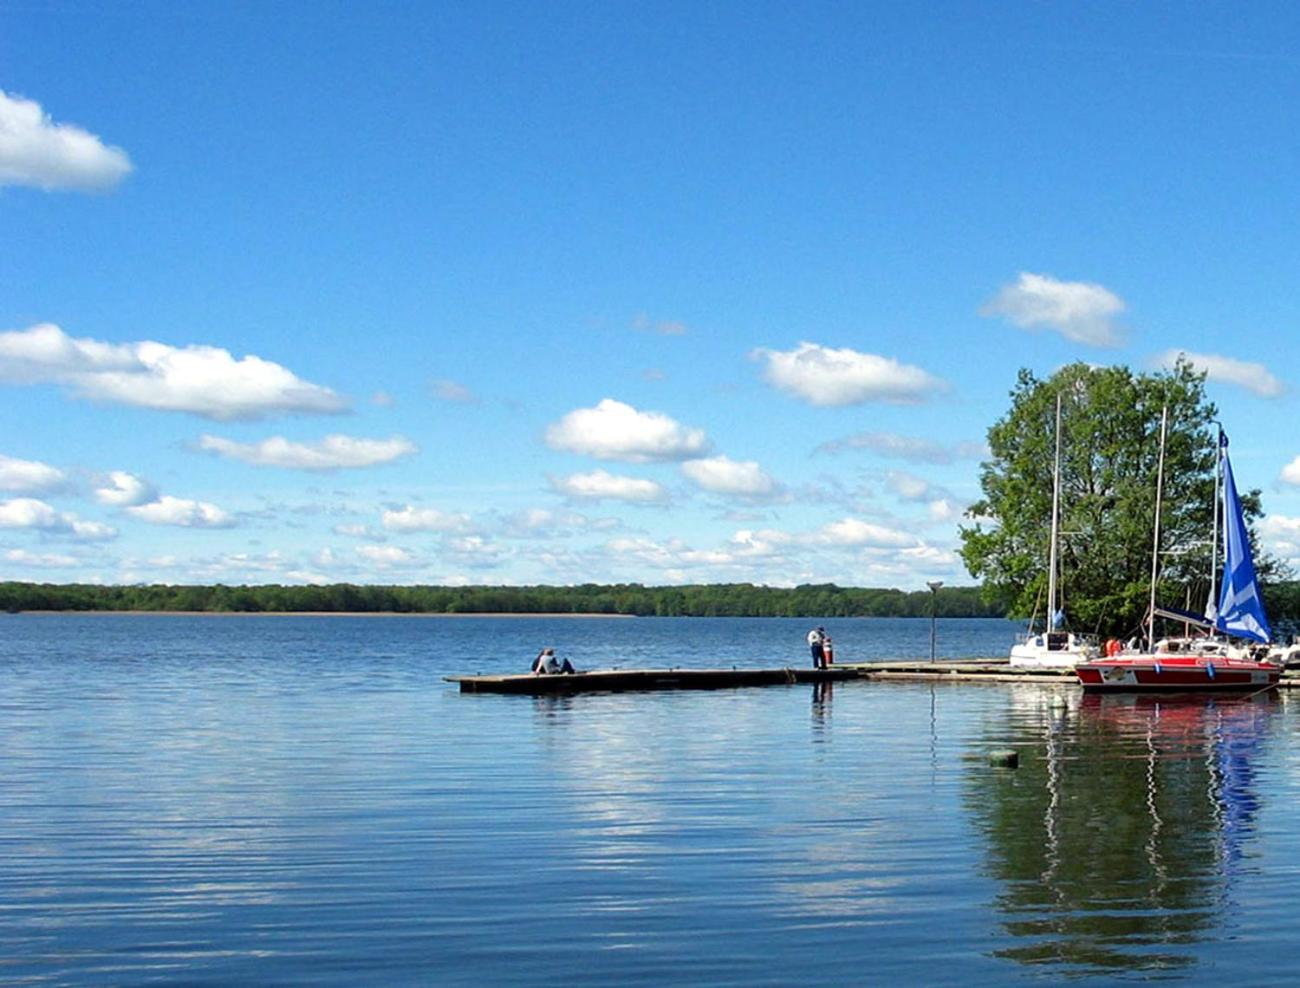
[1216,441,1272,643]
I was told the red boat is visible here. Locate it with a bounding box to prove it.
[1076,422,1279,695]
[1075,653,1279,692]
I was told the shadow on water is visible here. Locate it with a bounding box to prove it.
[966,690,1277,977]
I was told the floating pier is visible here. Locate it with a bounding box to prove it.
[448,659,1300,694]
[448,666,860,694]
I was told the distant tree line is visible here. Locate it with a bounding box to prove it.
[0,581,1004,618]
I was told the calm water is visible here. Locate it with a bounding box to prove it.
[2,615,1300,984]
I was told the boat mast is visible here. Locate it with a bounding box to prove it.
[1207,424,1222,624]
[1048,393,1062,630]
[1147,406,1169,649]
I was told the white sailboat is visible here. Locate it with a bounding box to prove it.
[1010,394,1096,669]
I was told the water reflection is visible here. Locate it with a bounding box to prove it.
[967,691,1277,975]
[811,682,833,741]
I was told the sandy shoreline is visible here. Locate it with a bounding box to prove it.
[10,610,639,618]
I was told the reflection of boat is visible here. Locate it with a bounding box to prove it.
[971,686,1275,975]
[1077,422,1276,693]
[1011,394,1096,669]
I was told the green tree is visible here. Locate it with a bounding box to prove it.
[960,360,1275,639]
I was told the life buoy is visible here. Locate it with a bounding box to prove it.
[1105,638,1122,657]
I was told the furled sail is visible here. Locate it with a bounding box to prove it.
[1215,438,1271,643]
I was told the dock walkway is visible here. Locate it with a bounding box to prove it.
[449,658,1300,694]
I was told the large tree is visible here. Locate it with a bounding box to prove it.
[960,360,1275,640]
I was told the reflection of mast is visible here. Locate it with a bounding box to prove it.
[1143,715,1167,893]
[1040,698,1065,892]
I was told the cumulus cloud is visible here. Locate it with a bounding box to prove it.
[811,517,918,548]
[886,471,932,501]
[198,433,417,470]
[381,505,471,532]
[816,431,987,463]
[499,507,609,539]
[0,453,66,493]
[356,544,417,567]
[127,495,234,528]
[0,90,132,191]
[752,342,946,406]
[0,497,116,540]
[680,456,777,497]
[5,548,78,567]
[545,398,710,462]
[332,523,387,542]
[94,471,155,506]
[632,314,688,335]
[1279,458,1300,487]
[981,272,1125,347]
[551,469,668,503]
[0,323,346,420]
[1153,349,1284,398]
[432,378,478,403]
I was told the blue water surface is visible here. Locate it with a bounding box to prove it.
[1,614,1298,985]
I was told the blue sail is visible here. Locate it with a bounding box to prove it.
[1215,440,1272,643]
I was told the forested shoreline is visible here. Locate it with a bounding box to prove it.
[0,582,1002,618]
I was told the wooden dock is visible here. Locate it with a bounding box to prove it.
[448,659,1300,694]
[448,666,860,694]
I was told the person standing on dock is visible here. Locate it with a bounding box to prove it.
[807,626,826,669]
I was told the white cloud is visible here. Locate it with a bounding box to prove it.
[1154,349,1285,398]
[0,453,65,492]
[551,469,668,503]
[332,523,387,542]
[356,544,417,567]
[446,535,508,568]
[127,495,234,528]
[198,433,417,470]
[381,505,471,532]
[981,272,1125,347]
[1279,459,1300,487]
[94,471,154,507]
[5,548,77,567]
[752,342,946,406]
[499,508,608,539]
[886,471,932,501]
[0,496,116,540]
[817,431,987,463]
[811,517,918,548]
[432,378,478,403]
[632,314,688,335]
[545,398,710,462]
[680,456,777,496]
[0,90,132,191]
[0,323,346,420]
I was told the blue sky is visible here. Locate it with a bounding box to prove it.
[4,1,1300,589]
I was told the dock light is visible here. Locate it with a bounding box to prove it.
[927,581,944,663]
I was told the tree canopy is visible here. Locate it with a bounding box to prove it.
[959,360,1278,640]
[0,581,1002,618]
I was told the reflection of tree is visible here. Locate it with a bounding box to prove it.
[965,692,1275,975]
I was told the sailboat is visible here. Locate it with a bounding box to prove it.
[1075,421,1278,692]
[1010,394,1096,669]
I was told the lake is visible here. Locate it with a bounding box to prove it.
[2,614,1298,984]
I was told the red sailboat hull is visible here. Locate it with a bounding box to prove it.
[1075,655,1279,693]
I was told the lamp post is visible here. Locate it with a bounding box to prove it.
[927,581,944,662]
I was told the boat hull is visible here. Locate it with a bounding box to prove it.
[1075,656,1279,693]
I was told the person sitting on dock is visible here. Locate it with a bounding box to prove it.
[531,648,576,675]
[807,627,826,669]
